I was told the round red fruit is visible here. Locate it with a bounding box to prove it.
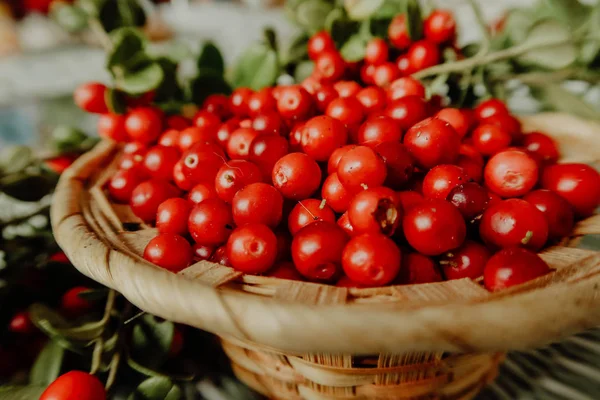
[314,84,339,112]
[348,187,401,236]
[356,86,387,114]
[272,153,322,200]
[440,240,490,280]
[385,96,429,131]
[192,244,214,262]
[387,77,426,102]
[248,88,276,116]
[375,141,415,189]
[404,117,460,169]
[484,149,538,198]
[308,31,336,60]
[249,135,289,178]
[327,145,354,174]
[267,262,304,281]
[523,189,575,241]
[523,132,559,165]
[337,212,354,236]
[181,143,226,185]
[435,108,470,138]
[475,98,509,121]
[388,15,411,49]
[342,233,401,287]
[424,10,456,44]
[227,224,278,274]
[315,51,346,84]
[541,163,600,218]
[9,312,35,334]
[125,107,163,144]
[301,115,348,161]
[337,145,387,192]
[398,191,424,212]
[481,113,523,144]
[484,248,550,291]
[98,114,128,142]
[277,85,314,121]
[40,371,106,400]
[407,40,440,72]
[156,198,193,236]
[158,129,181,147]
[252,112,286,136]
[143,145,180,180]
[472,124,511,156]
[365,38,389,65]
[216,119,240,148]
[166,115,191,130]
[334,81,362,98]
[229,88,253,117]
[289,199,336,236]
[446,182,490,222]
[422,164,468,200]
[232,182,284,228]
[187,182,217,204]
[143,234,192,272]
[321,173,352,213]
[326,97,365,133]
[108,169,144,204]
[130,180,180,222]
[188,198,234,246]
[215,160,262,203]
[178,127,217,152]
[61,287,95,318]
[397,252,442,284]
[373,62,400,87]
[74,82,108,114]
[357,116,401,147]
[226,127,259,160]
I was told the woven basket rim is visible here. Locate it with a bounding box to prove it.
[51,112,600,354]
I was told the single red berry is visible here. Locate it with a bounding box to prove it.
[321,173,352,213]
[385,96,429,132]
[337,145,387,192]
[446,182,490,222]
[327,145,353,174]
[387,77,426,102]
[357,116,401,147]
[301,74,322,95]
[523,132,560,165]
[181,142,226,185]
[334,81,362,98]
[156,198,193,236]
[308,31,336,60]
[481,113,523,144]
[229,87,254,117]
[61,286,95,318]
[108,169,144,203]
[388,15,411,49]
[292,221,348,282]
[130,180,180,222]
[288,199,336,236]
[523,189,575,241]
[422,164,468,200]
[360,64,377,84]
[407,40,440,72]
[216,119,240,149]
[192,243,215,262]
[475,98,510,121]
[267,262,304,280]
[315,51,346,84]
[541,163,600,218]
[73,82,108,114]
[232,182,284,228]
[9,312,35,334]
[348,187,401,236]
[313,84,339,112]
[252,112,286,136]
[226,127,260,160]
[203,94,231,120]
[125,107,163,144]
[249,135,289,178]
[301,115,348,161]
[247,88,276,116]
[123,141,147,155]
[403,199,466,255]
[435,108,470,138]
[277,85,314,121]
[193,110,221,132]
[396,54,413,76]
[484,248,550,291]
[188,198,234,246]
[49,251,70,264]
[288,122,305,152]
[398,190,424,212]
[158,129,181,147]
[480,198,549,251]
[227,224,278,274]
[404,117,460,169]
[356,86,387,114]
[178,127,217,152]
[144,233,192,272]
[214,160,263,203]
[484,149,538,198]
[457,156,483,184]
[342,233,401,286]
[168,327,184,358]
[374,141,415,190]
[40,371,106,400]
[142,145,180,180]
[173,160,194,191]
[373,62,400,87]
[337,212,355,236]
[365,38,389,65]
[211,246,231,267]
[440,240,490,280]
[424,10,456,44]
[272,153,322,200]
[459,143,484,166]
[472,124,512,156]
[325,97,365,134]
[98,114,128,142]
[166,115,191,130]
[187,182,218,204]
[397,252,442,284]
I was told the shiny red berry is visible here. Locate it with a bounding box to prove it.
[249,135,289,178]
[156,198,193,236]
[387,77,426,102]
[130,180,180,222]
[125,107,163,144]
[214,160,262,203]
[475,98,509,121]
[308,31,336,60]
[523,132,560,165]
[446,182,490,222]
[226,127,260,160]
[357,116,401,147]
[188,198,234,246]
[40,371,106,400]
[288,199,336,236]
[541,163,600,218]
[272,153,322,200]
[187,182,217,204]
[181,143,226,185]
[192,243,214,262]
[365,38,389,65]
[267,262,304,281]
[144,233,192,272]
[374,141,415,190]
[247,88,276,116]
[158,129,181,147]
[404,117,460,169]
[484,248,550,291]
[229,87,253,117]
[325,97,365,133]
[251,112,286,136]
[373,62,400,87]
[277,85,314,121]
[523,189,575,241]
[388,15,411,49]
[321,173,352,213]
[398,190,424,212]
[9,312,35,334]
[424,10,456,44]
[472,124,512,156]
[315,51,346,83]
[178,126,217,152]
[74,82,108,114]
[108,169,144,203]
[407,40,440,72]
[348,187,401,236]
[227,224,278,274]
[313,84,339,112]
[385,96,429,131]
[98,114,128,142]
[337,145,387,193]
[342,233,401,287]
[143,145,180,180]
[334,81,362,98]
[484,149,538,198]
[435,108,470,138]
[397,252,442,284]
[301,115,348,161]
[232,182,284,228]
[356,86,387,114]
[422,164,468,200]
[440,240,490,280]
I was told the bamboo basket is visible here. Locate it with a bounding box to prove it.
[51,112,600,400]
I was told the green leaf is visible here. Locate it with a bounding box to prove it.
[281,34,309,66]
[190,71,232,105]
[0,146,33,175]
[0,175,54,202]
[540,0,589,29]
[105,88,128,115]
[328,12,360,47]
[51,126,88,153]
[118,63,165,95]
[131,315,174,369]
[30,341,64,386]
[373,0,404,19]
[231,44,280,90]
[29,304,104,342]
[76,0,106,17]
[0,386,45,400]
[100,0,146,32]
[107,28,147,70]
[504,8,536,46]
[128,377,182,400]
[294,61,315,82]
[344,0,385,20]
[51,4,88,33]
[403,0,423,41]
[517,20,576,70]
[197,41,225,74]
[295,0,334,34]
[537,84,600,121]
[579,7,600,64]
[340,34,368,62]
[126,356,194,381]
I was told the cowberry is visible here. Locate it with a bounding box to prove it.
[475,98,509,121]
[125,107,163,144]
[252,112,286,136]
[357,116,401,147]
[308,31,336,60]
[288,199,336,236]
[435,108,471,138]
[325,97,365,134]
[301,115,348,161]
[192,244,215,262]
[144,233,192,272]
[158,129,181,147]
[385,96,429,131]
[337,145,387,192]
[398,191,424,212]
[215,160,262,203]
[40,371,106,400]
[321,173,352,213]
[313,84,339,112]
[249,135,289,178]
[173,160,194,191]
[231,182,284,228]
[181,143,226,185]
[108,169,144,203]
[484,149,538,198]
[247,88,276,116]
[375,141,415,189]
[404,117,461,169]
[166,115,191,130]
[484,248,550,291]
[327,145,354,174]
[356,86,387,114]
[74,82,108,114]
[98,114,128,142]
[229,87,253,117]
[523,132,560,165]
[226,127,260,160]
[348,187,401,236]
[337,212,355,236]
[276,85,314,121]
[187,182,217,204]
[156,198,193,236]
[267,262,304,281]
[373,62,401,87]
[480,113,523,144]
[397,252,442,284]
[387,77,426,102]
[365,38,389,65]
[446,182,490,222]
[216,119,240,149]
[342,233,401,287]
[178,127,217,152]
[9,312,35,334]
[142,145,180,180]
[541,163,600,218]
[407,40,440,72]
[424,10,456,44]
[388,15,411,49]
[472,124,511,156]
[440,240,490,280]
[130,180,180,222]
[272,153,322,200]
[422,164,469,200]
[523,189,575,241]
[188,198,234,246]
[227,224,278,274]
[334,81,362,98]
[315,51,346,83]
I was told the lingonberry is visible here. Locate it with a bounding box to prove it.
[337,212,355,236]
[348,187,401,236]
[397,190,424,212]
[216,118,240,149]
[387,77,426,102]
[523,132,560,165]
[334,81,362,98]
[301,115,349,161]
[211,246,231,267]
[249,135,289,178]
[288,122,305,152]
[337,145,387,193]
[474,98,509,121]
[325,97,365,134]
[396,54,413,75]
[166,115,191,131]
[459,143,484,166]
[192,243,215,262]
[422,164,469,200]
[142,145,180,181]
[484,248,550,291]
[125,107,163,144]
[308,31,336,60]
[365,38,389,65]
[247,88,277,116]
[292,221,349,282]
[480,113,523,144]
[193,110,221,131]
[440,240,490,280]
[321,173,352,213]
[313,84,339,112]
[61,287,96,318]
[144,233,192,272]
[156,198,193,236]
[523,189,575,241]
[397,252,442,284]
[252,112,286,136]
[435,108,471,138]
[178,126,217,152]
[315,51,346,83]
[267,262,304,281]
[108,169,144,204]
[181,142,226,185]
[227,224,278,274]
[480,198,549,251]
[232,182,284,228]
[9,311,35,334]
[360,64,377,84]
[288,199,336,236]
[158,129,181,147]
[484,149,538,197]
[375,141,415,189]
[98,114,128,142]
[407,40,440,72]
[342,233,401,287]
[214,160,262,203]
[301,74,322,95]
[403,199,466,255]
[446,182,490,222]
[229,87,253,117]
[130,180,180,222]
[276,85,314,121]
[388,14,411,49]
[327,145,354,174]
[385,96,429,131]
[188,198,234,246]
[74,82,108,114]
[424,10,456,44]
[355,86,387,114]
[373,62,401,87]
[202,94,230,120]
[226,127,260,160]
[40,371,106,400]
[272,153,322,200]
[173,160,193,191]
[357,116,402,147]
[541,163,600,218]
[187,182,217,204]
[404,117,460,169]
[123,141,147,156]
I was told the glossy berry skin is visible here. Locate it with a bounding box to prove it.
[523,132,560,165]
[446,182,490,222]
[424,10,456,44]
[158,129,181,147]
[342,233,401,287]
[475,98,510,121]
[435,108,471,138]
[396,54,413,76]
[252,112,286,136]
[142,146,180,180]
[192,243,214,262]
[178,127,217,152]
[267,262,304,281]
[337,212,355,236]
[249,135,289,178]
[327,145,354,174]
[203,94,231,120]
[385,96,429,132]
[214,160,263,203]
[541,163,600,218]
[355,87,387,114]
[130,180,180,222]
[9,312,35,334]
[387,77,426,102]
[40,371,106,400]
[229,87,253,117]
[308,31,336,60]
[173,161,193,191]
[188,199,234,246]
[181,143,226,185]
[480,199,549,251]
[334,81,362,98]
[211,246,231,267]
[481,114,523,144]
[471,124,511,156]
[375,141,415,190]
[277,86,314,121]
[407,40,440,72]
[357,116,401,147]
[227,127,260,160]
[404,117,461,170]
[232,183,284,228]
[326,97,365,134]
[187,183,217,204]
[61,287,95,318]
[216,119,240,148]
[422,164,468,200]
[397,252,442,284]
[73,82,108,114]
[484,248,550,291]
[440,240,491,280]
[348,187,401,236]
[315,51,346,83]
[484,149,538,198]
[288,199,336,236]
[288,122,305,152]
[166,115,191,130]
[125,108,163,144]
[108,169,144,203]
[337,146,387,193]
[227,224,278,274]
[272,153,322,200]
[301,115,348,161]
[373,62,400,87]
[193,110,221,132]
[314,84,339,112]
[247,88,276,116]
[98,114,128,142]
[403,199,466,256]
[321,173,352,213]
[388,15,411,49]
[143,234,192,273]
[365,38,389,65]
[156,198,193,236]
[292,222,349,282]
[524,189,575,241]
[398,191,424,212]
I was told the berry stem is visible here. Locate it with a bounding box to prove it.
[88,18,113,52]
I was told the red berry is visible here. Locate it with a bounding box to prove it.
[178,127,217,152]
[291,221,348,282]
[422,164,468,200]
[192,243,214,262]
[125,107,163,144]
[385,96,429,131]
[315,51,346,83]
[267,262,304,280]
[373,62,400,87]
[288,122,305,152]
[289,199,336,236]
[9,312,35,334]
[523,189,575,241]
[97,114,128,142]
[216,119,240,149]
[484,149,538,198]
[475,98,509,121]
[541,163,600,218]
[187,182,217,204]
[356,86,387,114]
[396,54,413,76]
[108,169,144,203]
[388,15,411,49]
[166,115,191,130]
[144,234,192,272]
[61,287,95,318]
[188,198,234,246]
[272,153,322,200]
[158,129,181,147]
[523,132,560,165]
[252,112,286,136]
[248,88,276,116]
[226,127,259,160]
[337,212,355,236]
[232,182,284,228]
[214,160,262,203]
[424,10,456,44]
[348,187,401,236]
[143,145,180,180]
[301,115,348,161]
[407,40,440,72]
[360,64,377,84]
[172,160,193,191]
[229,87,253,117]
[398,190,424,212]
[130,180,180,222]
[342,233,401,287]
[337,145,387,192]
[123,141,147,155]
[308,31,336,60]
[321,173,352,213]
[435,108,470,138]
[193,110,221,132]
[156,198,193,236]
[181,143,226,185]
[249,135,289,178]
[211,246,231,267]
[314,84,339,112]
[334,81,362,98]
[446,182,490,222]
[398,252,442,284]
[472,124,512,156]
[277,85,314,121]
[74,82,108,114]
[203,94,230,120]
[440,240,490,280]
[301,74,322,95]
[327,145,354,174]
[480,198,549,251]
[325,97,365,133]
[365,38,389,65]
[484,248,550,291]
[404,117,460,169]
[357,116,401,147]
[459,143,484,165]
[387,77,426,102]
[481,114,523,144]
[40,371,106,400]
[375,141,415,190]
[403,199,466,255]
[227,224,278,274]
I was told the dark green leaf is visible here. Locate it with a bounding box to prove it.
[51,4,88,33]
[263,27,278,52]
[339,34,367,62]
[154,58,185,103]
[30,341,64,386]
[403,0,423,41]
[504,8,537,46]
[105,88,128,115]
[344,0,385,20]
[1,175,54,202]
[76,0,106,17]
[29,304,104,342]
[537,84,600,121]
[281,34,309,66]
[294,61,315,82]
[372,0,404,19]
[540,0,589,29]
[231,44,280,90]
[131,314,174,369]
[51,126,88,153]
[118,63,165,95]
[107,28,146,70]
[517,20,576,70]
[0,146,33,175]
[126,356,194,381]
[128,377,182,400]
[367,18,392,38]
[100,0,146,32]
[190,71,232,105]
[329,13,360,47]
[0,386,45,400]
[197,42,225,74]
[296,0,334,34]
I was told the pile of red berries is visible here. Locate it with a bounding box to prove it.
[73,42,600,292]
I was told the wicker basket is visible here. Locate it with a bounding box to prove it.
[51,112,600,399]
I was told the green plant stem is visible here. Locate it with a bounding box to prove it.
[90,290,116,375]
[88,18,113,51]
[105,352,121,390]
[467,0,490,49]
[492,69,600,84]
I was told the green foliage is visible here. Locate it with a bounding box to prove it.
[128,377,182,400]
[231,28,281,90]
[30,342,65,386]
